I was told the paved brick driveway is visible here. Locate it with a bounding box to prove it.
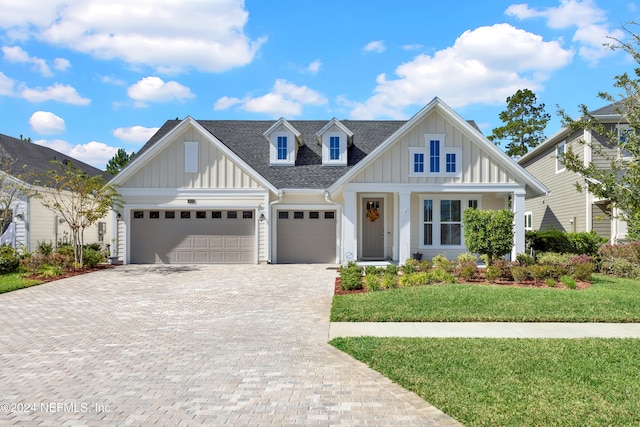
[0,264,461,426]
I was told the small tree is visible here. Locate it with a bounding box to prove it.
[106,148,135,175]
[34,161,120,267]
[462,208,515,266]
[488,89,551,157]
[558,24,640,240]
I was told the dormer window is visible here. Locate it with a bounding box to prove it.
[263,118,302,166]
[329,136,340,160]
[316,118,353,166]
[410,134,461,177]
[277,136,288,160]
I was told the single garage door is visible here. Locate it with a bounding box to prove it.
[277,210,336,263]
[130,209,255,264]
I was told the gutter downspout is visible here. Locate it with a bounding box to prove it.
[325,191,342,264]
[267,190,283,263]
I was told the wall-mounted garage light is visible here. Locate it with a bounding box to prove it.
[187,199,196,204]
[259,213,265,222]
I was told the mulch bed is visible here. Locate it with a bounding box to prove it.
[334,275,591,295]
[26,263,115,283]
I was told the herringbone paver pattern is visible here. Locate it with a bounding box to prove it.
[0,264,461,426]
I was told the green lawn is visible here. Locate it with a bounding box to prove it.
[0,273,42,294]
[331,337,640,427]
[331,275,640,322]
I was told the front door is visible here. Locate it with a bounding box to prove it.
[362,198,384,259]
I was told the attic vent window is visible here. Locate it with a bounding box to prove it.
[184,141,199,173]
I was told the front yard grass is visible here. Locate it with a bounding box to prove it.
[0,273,42,294]
[331,274,640,322]
[330,337,640,427]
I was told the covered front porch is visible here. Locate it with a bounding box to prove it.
[340,184,527,264]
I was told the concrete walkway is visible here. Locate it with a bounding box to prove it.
[330,322,640,339]
[0,265,462,427]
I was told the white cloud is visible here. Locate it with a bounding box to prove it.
[33,139,118,169]
[29,111,65,134]
[402,44,424,51]
[363,40,386,53]
[127,76,195,106]
[101,75,126,86]
[0,0,266,74]
[2,46,53,76]
[349,23,573,119]
[214,79,328,117]
[307,59,322,75]
[506,0,624,64]
[19,82,91,105]
[0,72,15,95]
[113,126,159,143]
[213,96,243,110]
[53,57,71,71]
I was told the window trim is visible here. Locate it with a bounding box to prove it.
[616,124,634,160]
[524,211,533,231]
[329,136,340,161]
[409,134,461,178]
[419,195,480,249]
[277,136,288,161]
[556,141,566,173]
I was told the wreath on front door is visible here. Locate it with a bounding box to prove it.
[366,207,380,222]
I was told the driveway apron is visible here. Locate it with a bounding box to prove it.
[0,265,461,426]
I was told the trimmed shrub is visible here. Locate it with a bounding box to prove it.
[569,255,595,282]
[545,278,557,287]
[36,240,54,257]
[381,274,397,289]
[82,248,105,268]
[526,229,573,255]
[427,269,455,284]
[456,253,478,264]
[515,253,535,266]
[384,264,399,277]
[0,245,21,274]
[560,275,577,289]
[401,259,418,275]
[459,264,476,281]
[598,242,640,277]
[511,265,529,283]
[364,274,381,291]
[492,258,513,281]
[566,230,607,256]
[484,265,501,282]
[432,254,456,273]
[528,264,551,283]
[537,252,570,266]
[340,262,363,290]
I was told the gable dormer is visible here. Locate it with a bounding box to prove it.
[263,118,303,166]
[315,118,353,166]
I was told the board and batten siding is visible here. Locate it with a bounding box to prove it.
[521,134,586,233]
[350,111,515,185]
[122,128,262,189]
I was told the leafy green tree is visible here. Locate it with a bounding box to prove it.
[34,161,121,267]
[106,148,135,175]
[489,89,551,157]
[557,25,640,241]
[462,208,515,266]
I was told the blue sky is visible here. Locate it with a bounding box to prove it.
[0,0,637,169]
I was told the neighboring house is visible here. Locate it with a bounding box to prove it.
[518,101,628,242]
[110,97,547,265]
[0,133,112,251]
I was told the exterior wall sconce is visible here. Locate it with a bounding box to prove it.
[259,213,265,222]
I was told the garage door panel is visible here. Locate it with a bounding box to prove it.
[277,210,336,263]
[130,210,255,264]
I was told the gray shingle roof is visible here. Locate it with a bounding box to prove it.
[138,119,407,189]
[0,133,111,186]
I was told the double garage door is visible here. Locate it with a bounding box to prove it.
[276,210,336,263]
[130,209,255,264]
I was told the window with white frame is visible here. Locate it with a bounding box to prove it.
[329,136,340,160]
[420,196,475,247]
[616,124,634,159]
[277,136,288,160]
[556,141,566,173]
[414,152,425,173]
[410,134,461,177]
[524,212,532,230]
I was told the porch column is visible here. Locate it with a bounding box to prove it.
[398,191,411,264]
[342,190,357,263]
[512,190,526,259]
